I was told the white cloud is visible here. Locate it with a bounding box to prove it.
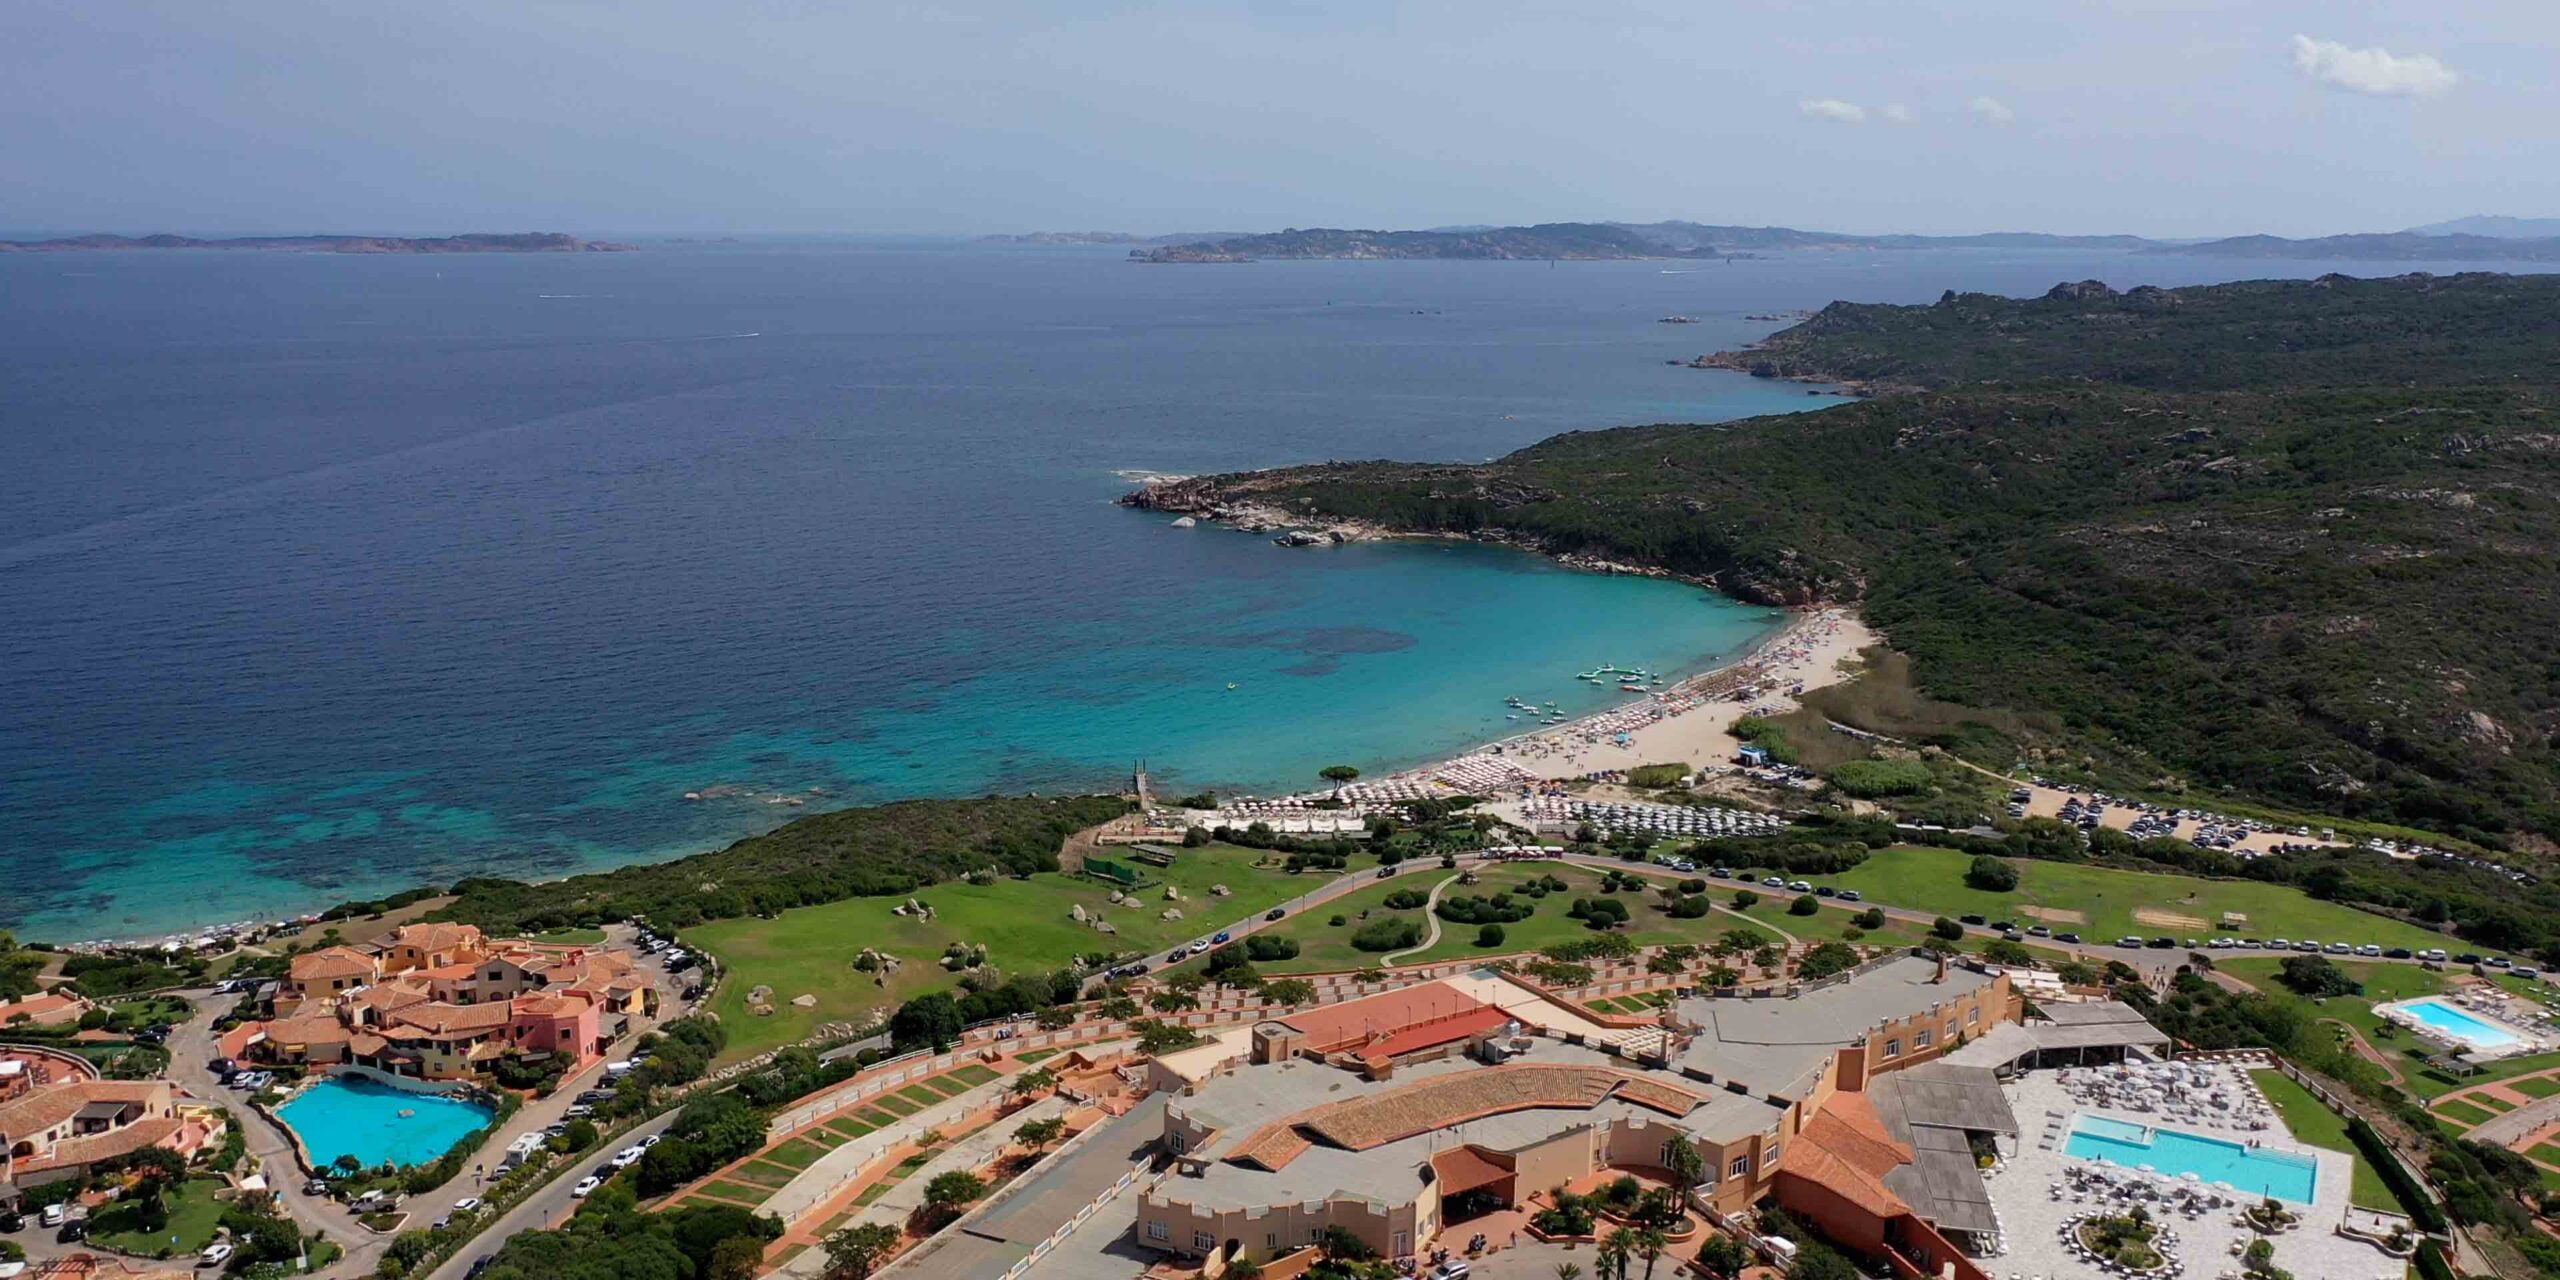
[1880,103,1913,124]
[1968,95,2014,124]
[1798,98,1866,124]
[2290,35,2458,97]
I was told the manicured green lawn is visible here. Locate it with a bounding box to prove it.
[854,1107,900,1127]
[2474,1093,2518,1113]
[873,1094,920,1117]
[1827,847,2481,954]
[896,1084,946,1107]
[2530,1143,2560,1166]
[698,1180,769,1206]
[948,1063,1000,1086]
[2509,1075,2560,1099]
[2436,1098,2496,1127]
[853,1182,894,1206]
[2249,1069,2406,1213]
[733,1160,800,1187]
[89,1177,226,1255]
[826,1117,875,1138]
[769,1138,829,1169]
[1017,1047,1063,1065]
[687,841,1321,1060]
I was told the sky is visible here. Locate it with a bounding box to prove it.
[1,0,2553,239]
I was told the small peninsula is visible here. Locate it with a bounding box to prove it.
[0,231,637,254]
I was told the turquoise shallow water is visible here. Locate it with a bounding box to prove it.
[276,1075,497,1171]
[15,242,2525,942]
[2397,997,2523,1049]
[2066,1115,2318,1204]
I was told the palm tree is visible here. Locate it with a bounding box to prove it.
[1662,1132,1704,1210]
[1635,1226,1669,1280]
[1554,1265,1584,1280]
[1600,1227,1638,1280]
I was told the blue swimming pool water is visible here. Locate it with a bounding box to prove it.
[2399,998,2524,1049]
[276,1074,496,1170]
[2064,1116,2319,1204]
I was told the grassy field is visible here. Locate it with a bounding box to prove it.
[686,842,1323,1060]
[1827,847,2473,954]
[2248,1069,2407,1213]
[89,1177,227,1255]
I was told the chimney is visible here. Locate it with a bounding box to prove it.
[1933,951,1948,984]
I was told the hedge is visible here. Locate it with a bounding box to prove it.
[2413,1239,2455,1280]
[2346,1114,2446,1234]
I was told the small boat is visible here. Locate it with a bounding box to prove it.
[1226,682,1238,690]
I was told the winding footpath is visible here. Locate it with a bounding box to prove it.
[1376,871,1465,965]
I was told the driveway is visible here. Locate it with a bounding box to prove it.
[421,1111,680,1280]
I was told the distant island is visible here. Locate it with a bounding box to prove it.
[0,231,636,254]
[2154,231,2560,261]
[965,217,2560,264]
[1125,221,2158,263]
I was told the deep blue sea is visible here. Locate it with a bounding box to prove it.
[3,241,2542,940]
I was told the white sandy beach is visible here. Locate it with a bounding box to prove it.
[1485,607,1874,780]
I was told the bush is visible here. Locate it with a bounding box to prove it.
[1796,942,1861,980]
[1476,924,1507,947]
[1383,888,1428,910]
[1932,916,1965,940]
[1731,890,1761,910]
[1854,907,1887,929]
[1626,763,1690,788]
[2277,955,2363,998]
[1964,855,2019,891]
[1244,935,1299,962]
[1350,918,1424,952]
[1789,894,1820,916]
[1827,759,1934,797]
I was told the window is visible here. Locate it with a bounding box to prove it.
[1193,1231,1216,1252]
[1883,1037,1902,1059]
[1267,1233,1279,1251]
[1967,1007,1979,1024]
[1765,1143,1781,1167]
[1728,1155,1750,1179]
[1145,1221,1170,1242]
[1915,1028,1934,1048]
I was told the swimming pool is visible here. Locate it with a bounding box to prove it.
[2393,998,2525,1051]
[2064,1115,2319,1204]
[276,1074,496,1170]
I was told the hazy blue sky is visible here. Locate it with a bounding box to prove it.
[3,0,2551,237]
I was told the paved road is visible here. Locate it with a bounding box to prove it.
[423,1110,679,1280]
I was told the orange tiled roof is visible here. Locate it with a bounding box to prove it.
[1429,1145,1515,1194]
[1784,1092,1914,1215]
[263,1015,354,1047]
[291,946,378,982]
[0,1079,170,1141]
[1357,1006,1513,1067]
[1271,981,1488,1055]
[1231,1125,1313,1171]
[387,1001,513,1037]
[15,1114,182,1173]
[385,922,482,954]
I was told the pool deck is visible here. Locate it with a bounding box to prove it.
[2375,995,2550,1060]
[1991,1070,2397,1280]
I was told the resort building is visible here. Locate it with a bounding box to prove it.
[0,990,92,1029]
[228,924,648,1082]
[0,1046,223,1190]
[1132,952,2031,1275]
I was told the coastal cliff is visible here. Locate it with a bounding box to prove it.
[0,232,637,254]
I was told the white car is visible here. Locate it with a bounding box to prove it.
[41,1203,67,1228]
[611,1146,645,1168]
[638,1133,663,1149]
[572,1174,604,1197]
[452,1196,483,1214]
[198,1243,234,1268]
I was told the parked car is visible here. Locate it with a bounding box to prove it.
[2027,925,2051,938]
[2383,947,2413,959]
[39,1205,66,1229]
[1961,914,1988,927]
[1264,908,1285,922]
[1838,890,1862,902]
[465,1257,495,1280]
[572,1175,604,1197]
[2056,932,2080,944]
[1815,886,1838,898]
[1212,931,1231,944]
[197,1243,233,1268]
[1761,876,1785,888]
[2115,936,2143,948]
[453,1196,483,1214]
